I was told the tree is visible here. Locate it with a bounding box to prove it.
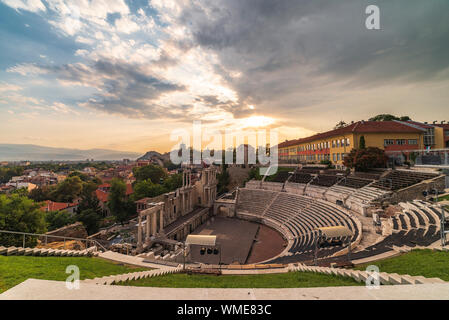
[334,121,347,129]
[359,136,366,149]
[132,179,167,201]
[77,181,101,215]
[217,165,231,195]
[29,186,54,202]
[78,209,101,235]
[248,167,262,181]
[163,174,183,191]
[0,166,24,184]
[163,160,181,171]
[108,179,134,225]
[343,147,388,172]
[45,210,76,231]
[369,114,411,122]
[68,171,89,182]
[133,164,167,184]
[50,176,83,202]
[0,194,46,247]
[320,160,333,168]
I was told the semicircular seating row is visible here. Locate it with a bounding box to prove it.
[236,189,360,263]
[314,200,443,266]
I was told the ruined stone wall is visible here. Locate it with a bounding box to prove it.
[392,175,446,203]
[44,222,88,239]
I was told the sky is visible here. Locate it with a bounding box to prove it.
[0,0,448,153]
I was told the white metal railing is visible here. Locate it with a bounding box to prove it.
[0,229,108,252]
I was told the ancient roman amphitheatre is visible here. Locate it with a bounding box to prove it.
[2,163,449,300]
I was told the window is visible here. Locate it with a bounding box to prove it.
[346,138,350,146]
[396,139,406,145]
[332,140,336,148]
[384,139,395,146]
[332,153,336,161]
[336,140,340,148]
[445,131,449,137]
[337,153,340,161]
[408,139,418,145]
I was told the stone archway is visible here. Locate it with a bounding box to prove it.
[213,202,235,217]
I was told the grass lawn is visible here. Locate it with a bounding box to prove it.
[438,194,449,201]
[117,271,362,289]
[0,256,148,294]
[437,194,449,202]
[356,249,449,281]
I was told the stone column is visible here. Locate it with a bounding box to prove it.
[159,208,164,233]
[145,215,151,243]
[137,215,143,249]
[152,211,157,235]
[189,191,192,211]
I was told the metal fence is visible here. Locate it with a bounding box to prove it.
[0,229,107,251]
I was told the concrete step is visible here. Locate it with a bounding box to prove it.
[39,249,49,256]
[386,273,403,285]
[6,247,18,256]
[400,275,416,285]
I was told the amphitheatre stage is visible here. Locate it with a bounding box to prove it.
[189,217,261,265]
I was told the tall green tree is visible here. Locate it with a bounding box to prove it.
[0,167,24,184]
[132,179,167,201]
[78,209,101,235]
[163,174,183,191]
[108,179,134,225]
[359,136,366,149]
[45,210,76,231]
[77,181,101,215]
[29,186,54,202]
[133,164,167,183]
[0,194,47,247]
[50,176,83,202]
[217,165,231,195]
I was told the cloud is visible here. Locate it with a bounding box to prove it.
[2,0,449,137]
[159,0,449,122]
[1,0,46,12]
[7,63,49,76]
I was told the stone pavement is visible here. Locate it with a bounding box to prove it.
[2,279,449,300]
[98,251,180,269]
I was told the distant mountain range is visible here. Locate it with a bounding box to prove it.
[0,144,141,161]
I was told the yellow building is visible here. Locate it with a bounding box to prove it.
[279,120,448,168]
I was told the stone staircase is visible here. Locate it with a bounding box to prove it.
[81,266,184,285]
[287,263,447,285]
[0,246,98,257]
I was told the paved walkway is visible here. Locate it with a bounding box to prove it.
[98,251,179,269]
[2,279,449,300]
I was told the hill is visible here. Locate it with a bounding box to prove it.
[0,144,140,161]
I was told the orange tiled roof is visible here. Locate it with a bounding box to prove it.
[95,189,109,203]
[40,200,71,212]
